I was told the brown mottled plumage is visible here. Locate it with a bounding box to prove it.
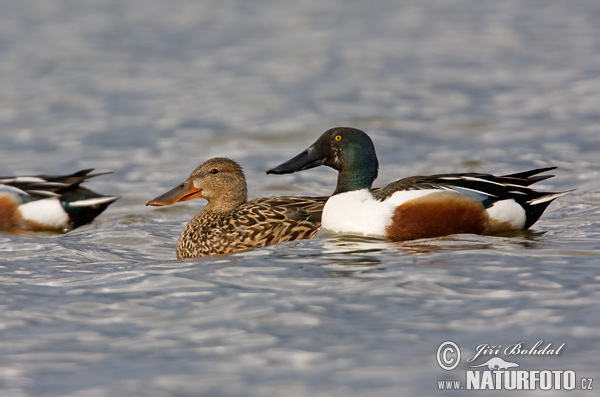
[147,158,325,258]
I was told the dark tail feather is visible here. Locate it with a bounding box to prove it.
[85,171,114,179]
[40,169,113,187]
[523,191,570,229]
[61,187,120,228]
[502,167,557,186]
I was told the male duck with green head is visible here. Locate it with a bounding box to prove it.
[268,127,568,240]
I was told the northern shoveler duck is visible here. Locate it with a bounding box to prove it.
[146,157,326,259]
[0,169,120,233]
[267,127,569,240]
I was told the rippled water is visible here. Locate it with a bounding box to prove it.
[1,1,599,396]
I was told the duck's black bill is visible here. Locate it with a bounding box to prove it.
[266,145,325,175]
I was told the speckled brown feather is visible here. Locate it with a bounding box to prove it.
[176,196,325,258]
[147,158,325,259]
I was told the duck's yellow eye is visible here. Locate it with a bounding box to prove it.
[335,135,342,141]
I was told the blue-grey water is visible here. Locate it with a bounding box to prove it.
[1,1,599,396]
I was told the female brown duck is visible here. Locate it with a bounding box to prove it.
[147,158,325,258]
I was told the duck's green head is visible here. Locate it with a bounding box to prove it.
[267,127,379,194]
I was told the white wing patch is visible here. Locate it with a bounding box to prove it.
[68,196,120,207]
[0,186,29,196]
[462,176,506,186]
[0,176,45,183]
[24,190,61,197]
[443,185,495,199]
[529,191,569,206]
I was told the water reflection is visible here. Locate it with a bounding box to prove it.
[1,0,599,395]
[318,230,547,256]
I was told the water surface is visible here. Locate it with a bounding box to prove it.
[1,1,599,396]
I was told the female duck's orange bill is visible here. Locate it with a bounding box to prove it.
[146,179,203,206]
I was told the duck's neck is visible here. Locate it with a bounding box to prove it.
[333,153,378,195]
[201,186,247,215]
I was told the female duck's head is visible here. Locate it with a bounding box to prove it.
[147,157,248,212]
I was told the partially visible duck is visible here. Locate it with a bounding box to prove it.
[146,157,326,258]
[0,169,120,232]
[267,127,569,240]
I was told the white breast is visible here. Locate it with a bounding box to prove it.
[321,189,439,237]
